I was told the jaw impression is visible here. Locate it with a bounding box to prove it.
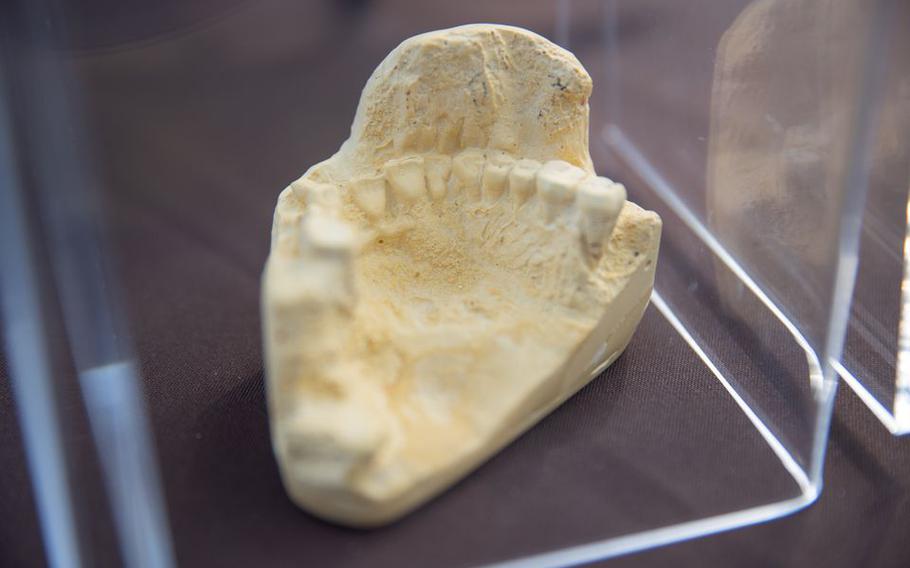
[262,24,661,527]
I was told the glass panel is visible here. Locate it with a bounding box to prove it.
[0,0,891,566]
[596,0,887,474]
[835,0,910,434]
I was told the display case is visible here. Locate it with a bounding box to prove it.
[0,0,898,566]
[832,10,910,434]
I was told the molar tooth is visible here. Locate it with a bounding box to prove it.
[508,158,541,207]
[282,215,358,351]
[299,214,356,260]
[452,149,485,201]
[481,152,515,203]
[536,160,588,221]
[384,156,427,205]
[348,175,387,219]
[578,176,627,257]
[424,154,452,201]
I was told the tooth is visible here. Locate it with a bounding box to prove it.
[508,158,540,206]
[536,160,588,220]
[348,175,387,219]
[270,215,357,383]
[578,176,626,257]
[481,152,515,203]
[291,179,342,212]
[299,214,356,261]
[297,214,357,298]
[424,154,452,201]
[452,149,485,201]
[384,156,426,205]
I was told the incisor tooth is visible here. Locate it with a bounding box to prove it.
[481,153,515,203]
[578,176,626,257]
[508,158,540,206]
[292,179,342,212]
[349,175,387,219]
[452,149,485,201]
[424,154,452,201]
[384,156,426,205]
[536,160,588,220]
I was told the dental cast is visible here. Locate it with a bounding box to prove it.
[262,24,661,526]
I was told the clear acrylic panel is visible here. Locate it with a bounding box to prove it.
[558,0,890,563]
[833,2,910,435]
[0,0,895,567]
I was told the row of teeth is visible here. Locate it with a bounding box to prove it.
[293,149,627,260]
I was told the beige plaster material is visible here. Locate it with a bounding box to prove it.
[262,24,661,526]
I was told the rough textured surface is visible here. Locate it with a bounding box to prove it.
[3,2,910,567]
[262,24,661,525]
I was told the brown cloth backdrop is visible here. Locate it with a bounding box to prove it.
[2,1,909,566]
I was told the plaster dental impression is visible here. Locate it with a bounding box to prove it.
[261,24,661,527]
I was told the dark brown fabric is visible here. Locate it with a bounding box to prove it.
[2,1,910,567]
